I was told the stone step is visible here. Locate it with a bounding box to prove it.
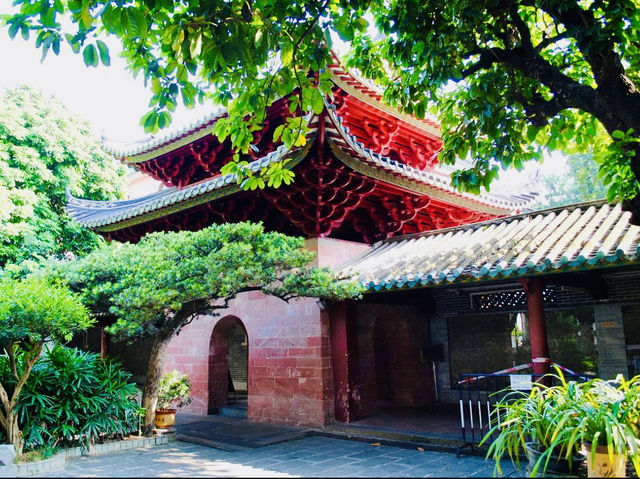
[317,424,467,455]
[219,404,248,419]
[175,433,251,452]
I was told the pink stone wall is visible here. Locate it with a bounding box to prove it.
[305,237,370,268]
[164,293,334,427]
[163,237,368,427]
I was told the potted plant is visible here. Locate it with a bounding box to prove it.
[569,374,640,477]
[481,369,640,478]
[480,375,585,477]
[154,370,192,429]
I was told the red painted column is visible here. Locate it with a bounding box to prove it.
[329,301,357,423]
[520,277,550,377]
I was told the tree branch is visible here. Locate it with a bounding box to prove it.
[508,3,533,53]
[535,32,568,53]
[511,90,568,126]
[0,380,12,420]
[5,343,18,380]
[460,46,600,118]
[538,0,629,90]
[9,342,42,411]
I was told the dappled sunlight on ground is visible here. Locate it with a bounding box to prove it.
[44,436,524,478]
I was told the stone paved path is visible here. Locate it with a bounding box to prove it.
[42,436,526,477]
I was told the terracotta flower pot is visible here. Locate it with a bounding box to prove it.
[582,443,627,478]
[154,409,177,429]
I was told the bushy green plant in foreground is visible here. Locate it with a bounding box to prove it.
[0,275,92,456]
[0,345,142,452]
[157,370,191,410]
[481,369,640,477]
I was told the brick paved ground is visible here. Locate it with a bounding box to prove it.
[42,436,526,478]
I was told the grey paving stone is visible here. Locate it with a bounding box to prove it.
[44,436,510,478]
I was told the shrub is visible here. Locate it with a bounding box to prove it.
[157,370,192,410]
[0,345,142,451]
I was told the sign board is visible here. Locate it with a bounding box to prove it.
[510,374,533,391]
[600,321,617,328]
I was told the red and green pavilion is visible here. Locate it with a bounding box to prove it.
[66,58,640,435]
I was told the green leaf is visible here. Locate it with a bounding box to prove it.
[272,124,285,142]
[311,89,325,115]
[8,23,18,39]
[96,40,110,66]
[82,44,98,67]
[281,43,293,66]
[612,130,626,140]
[190,32,202,58]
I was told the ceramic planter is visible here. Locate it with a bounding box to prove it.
[524,441,585,474]
[154,409,177,429]
[582,443,627,478]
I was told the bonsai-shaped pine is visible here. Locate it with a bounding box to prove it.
[61,222,362,435]
[157,371,192,410]
[0,275,92,456]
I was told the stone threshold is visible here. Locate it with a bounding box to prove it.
[0,435,171,477]
[315,424,465,454]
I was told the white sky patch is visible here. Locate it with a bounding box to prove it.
[0,27,213,143]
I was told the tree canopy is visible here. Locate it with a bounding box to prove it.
[0,85,126,268]
[58,221,362,433]
[4,0,640,218]
[535,153,608,208]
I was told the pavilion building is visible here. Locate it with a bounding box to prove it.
[66,58,640,434]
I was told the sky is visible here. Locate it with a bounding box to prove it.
[0,8,567,197]
[0,27,215,143]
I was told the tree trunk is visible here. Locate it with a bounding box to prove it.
[141,335,171,436]
[0,341,42,457]
[4,412,22,457]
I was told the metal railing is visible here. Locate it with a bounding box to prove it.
[456,362,589,455]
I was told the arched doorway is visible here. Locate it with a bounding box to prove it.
[208,316,248,413]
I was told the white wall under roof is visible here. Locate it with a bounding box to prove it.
[126,170,163,199]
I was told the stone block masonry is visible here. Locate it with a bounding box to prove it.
[164,293,334,427]
[163,237,369,428]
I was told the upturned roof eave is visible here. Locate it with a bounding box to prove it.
[68,107,534,231]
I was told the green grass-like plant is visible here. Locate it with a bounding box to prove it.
[481,367,640,477]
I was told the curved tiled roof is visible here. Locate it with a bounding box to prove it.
[67,106,533,231]
[323,104,534,213]
[341,201,640,291]
[67,142,305,229]
[327,60,441,137]
[103,108,226,161]
[102,51,440,161]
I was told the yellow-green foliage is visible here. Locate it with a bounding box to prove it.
[0,86,126,267]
